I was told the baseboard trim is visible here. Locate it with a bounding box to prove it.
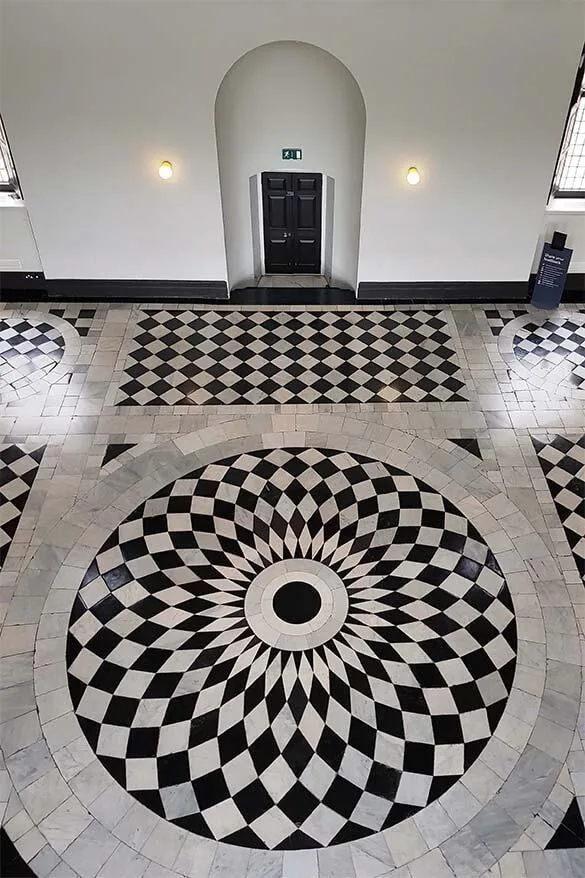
[0,271,46,298]
[357,281,530,304]
[46,279,229,301]
[1,274,229,302]
[358,276,584,304]
[2,273,581,305]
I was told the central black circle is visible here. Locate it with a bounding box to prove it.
[273,581,322,624]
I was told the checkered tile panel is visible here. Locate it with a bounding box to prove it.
[49,307,97,337]
[484,308,528,337]
[532,435,585,579]
[116,310,468,405]
[67,448,516,849]
[0,445,46,568]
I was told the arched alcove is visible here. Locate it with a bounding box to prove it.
[215,41,366,291]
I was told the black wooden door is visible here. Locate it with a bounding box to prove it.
[262,172,322,274]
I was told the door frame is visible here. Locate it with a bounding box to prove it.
[255,171,329,278]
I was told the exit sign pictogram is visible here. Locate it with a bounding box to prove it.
[282,148,303,160]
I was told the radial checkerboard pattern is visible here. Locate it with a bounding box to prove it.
[0,318,64,400]
[67,448,516,850]
[116,310,468,405]
[0,445,46,568]
[513,316,585,390]
[532,435,585,579]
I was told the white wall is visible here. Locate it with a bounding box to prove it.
[215,41,365,290]
[532,208,585,274]
[1,1,583,284]
[0,205,43,271]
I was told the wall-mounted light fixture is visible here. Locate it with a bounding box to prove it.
[406,166,421,185]
[158,160,173,180]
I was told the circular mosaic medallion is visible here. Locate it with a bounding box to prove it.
[67,448,517,849]
[513,315,585,390]
[0,318,65,399]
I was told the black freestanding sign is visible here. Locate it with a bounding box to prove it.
[532,242,573,309]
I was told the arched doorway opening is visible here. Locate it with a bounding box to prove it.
[215,41,366,292]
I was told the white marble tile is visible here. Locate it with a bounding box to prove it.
[68,759,112,804]
[96,842,150,878]
[384,821,429,868]
[5,807,34,841]
[46,863,79,878]
[350,834,394,878]
[414,800,458,847]
[61,819,119,878]
[0,709,41,757]
[140,819,185,868]
[282,849,318,878]
[173,834,217,878]
[89,781,133,830]
[409,848,455,878]
[15,826,48,862]
[20,767,71,824]
[112,802,159,850]
[39,795,93,854]
[29,844,61,878]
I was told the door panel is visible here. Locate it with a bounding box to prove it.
[262,172,293,273]
[262,171,322,275]
[266,194,289,231]
[297,194,319,230]
[294,236,321,271]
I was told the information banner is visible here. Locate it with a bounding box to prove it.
[532,243,573,309]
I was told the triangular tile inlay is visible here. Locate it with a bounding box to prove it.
[531,435,585,579]
[546,798,585,849]
[102,443,136,468]
[449,437,482,460]
[0,444,46,569]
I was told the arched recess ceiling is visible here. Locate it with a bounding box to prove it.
[215,41,366,291]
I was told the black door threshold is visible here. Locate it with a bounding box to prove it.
[231,287,356,305]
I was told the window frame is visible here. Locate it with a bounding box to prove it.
[550,45,585,200]
[0,114,22,199]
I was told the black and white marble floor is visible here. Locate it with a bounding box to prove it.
[0,301,584,878]
[116,310,468,405]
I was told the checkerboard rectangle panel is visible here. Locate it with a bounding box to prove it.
[116,311,468,406]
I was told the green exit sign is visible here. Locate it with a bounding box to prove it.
[282,148,303,161]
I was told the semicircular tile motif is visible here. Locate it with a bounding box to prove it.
[513,314,585,391]
[66,447,517,850]
[0,317,65,401]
